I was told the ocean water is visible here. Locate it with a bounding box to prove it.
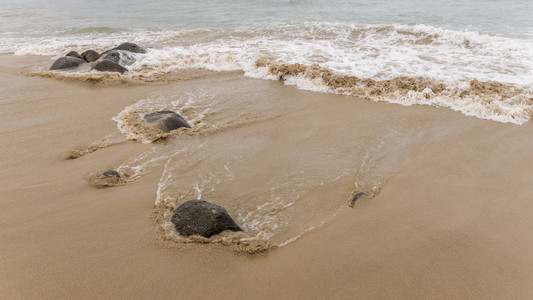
[1,0,533,35]
[2,1,533,251]
[1,1,532,124]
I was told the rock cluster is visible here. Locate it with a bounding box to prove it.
[49,42,147,74]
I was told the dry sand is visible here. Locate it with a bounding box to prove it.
[1,54,533,299]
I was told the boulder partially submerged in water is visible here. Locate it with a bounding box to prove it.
[80,50,100,62]
[49,56,86,70]
[49,42,145,72]
[144,110,191,132]
[66,51,83,60]
[89,43,145,73]
[111,42,146,54]
[91,60,128,74]
[99,49,136,66]
[171,200,242,238]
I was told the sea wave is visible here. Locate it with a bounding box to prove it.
[257,62,533,124]
[8,22,533,124]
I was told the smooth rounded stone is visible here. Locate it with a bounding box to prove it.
[112,42,146,53]
[80,50,100,62]
[66,51,83,60]
[171,200,242,238]
[91,60,128,74]
[102,170,121,178]
[144,110,191,132]
[49,56,86,70]
[99,49,136,66]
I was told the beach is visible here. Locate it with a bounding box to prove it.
[1,52,533,298]
[2,0,533,298]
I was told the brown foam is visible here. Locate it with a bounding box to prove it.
[259,61,527,103]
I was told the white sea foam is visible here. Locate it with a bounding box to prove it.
[6,23,533,123]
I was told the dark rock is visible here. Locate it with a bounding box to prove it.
[143,110,187,123]
[161,115,192,132]
[112,42,146,54]
[349,192,367,208]
[102,170,121,178]
[144,110,191,132]
[171,200,242,238]
[49,56,86,71]
[66,51,83,60]
[100,52,119,64]
[89,170,123,188]
[80,50,100,62]
[100,49,136,66]
[143,110,183,122]
[91,60,128,74]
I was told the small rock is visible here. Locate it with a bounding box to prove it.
[144,110,191,132]
[66,51,83,60]
[89,170,123,188]
[80,50,100,62]
[100,49,136,66]
[102,170,121,178]
[49,56,86,70]
[112,42,146,54]
[171,200,242,238]
[91,60,128,74]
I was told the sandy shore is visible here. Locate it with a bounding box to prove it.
[1,54,533,299]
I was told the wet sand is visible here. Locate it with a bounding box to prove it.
[1,54,533,299]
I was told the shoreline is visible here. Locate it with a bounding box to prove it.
[1,54,533,299]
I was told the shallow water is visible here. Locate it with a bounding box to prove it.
[108,76,394,251]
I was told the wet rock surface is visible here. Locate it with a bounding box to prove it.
[144,110,191,132]
[66,51,83,60]
[91,60,128,74]
[102,169,121,178]
[100,50,136,65]
[111,42,146,54]
[171,200,242,238]
[80,50,100,62]
[49,56,86,70]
